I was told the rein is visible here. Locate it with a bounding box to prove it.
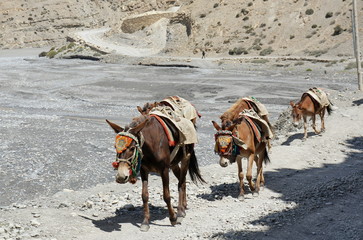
[113,131,143,177]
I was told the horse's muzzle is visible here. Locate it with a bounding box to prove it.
[219,157,229,167]
[116,174,129,184]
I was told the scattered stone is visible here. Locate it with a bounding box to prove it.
[30,219,41,227]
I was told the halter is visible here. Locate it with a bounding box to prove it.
[214,130,240,156]
[112,131,143,177]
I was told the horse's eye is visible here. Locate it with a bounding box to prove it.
[129,146,136,151]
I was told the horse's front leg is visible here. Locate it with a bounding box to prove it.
[303,115,308,140]
[236,155,245,200]
[161,168,177,226]
[140,169,150,232]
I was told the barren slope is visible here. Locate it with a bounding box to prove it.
[1,0,362,59]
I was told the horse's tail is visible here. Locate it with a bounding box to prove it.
[327,102,333,115]
[263,147,271,165]
[188,147,206,184]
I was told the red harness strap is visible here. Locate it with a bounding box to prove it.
[150,115,176,146]
[244,116,262,143]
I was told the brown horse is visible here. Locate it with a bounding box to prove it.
[220,98,273,149]
[106,114,204,232]
[290,88,333,140]
[212,113,270,200]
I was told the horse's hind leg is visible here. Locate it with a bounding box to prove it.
[236,155,245,200]
[161,168,177,226]
[320,108,326,133]
[254,152,265,196]
[312,114,321,135]
[171,154,190,224]
[246,152,256,193]
[140,169,151,232]
[178,157,190,223]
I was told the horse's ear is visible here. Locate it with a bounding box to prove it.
[137,106,143,114]
[130,118,149,135]
[106,119,124,133]
[212,121,221,131]
[290,101,295,107]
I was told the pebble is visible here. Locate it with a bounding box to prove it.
[124,204,135,211]
[30,219,40,227]
[32,213,41,218]
[70,212,78,217]
[58,202,70,208]
[85,200,94,208]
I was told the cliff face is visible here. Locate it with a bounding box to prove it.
[1,0,361,58]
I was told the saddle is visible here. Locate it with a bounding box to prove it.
[238,109,273,142]
[149,105,198,145]
[242,96,269,117]
[160,96,201,120]
[305,87,330,111]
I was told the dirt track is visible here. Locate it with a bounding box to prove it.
[0,49,362,239]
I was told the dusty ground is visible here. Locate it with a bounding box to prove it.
[0,49,362,240]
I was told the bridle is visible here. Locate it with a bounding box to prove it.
[214,130,240,156]
[112,131,143,177]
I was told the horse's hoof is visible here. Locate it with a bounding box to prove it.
[302,138,307,142]
[140,224,150,232]
[170,217,178,226]
[176,216,184,224]
[238,195,245,201]
[253,192,259,197]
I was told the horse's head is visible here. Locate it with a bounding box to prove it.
[106,118,148,184]
[290,101,302,126]
[212,120,237,167]
[137,102,158,115]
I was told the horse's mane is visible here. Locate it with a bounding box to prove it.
[141,102,157,114]
[125,114,149,131]
[220,98,246,121]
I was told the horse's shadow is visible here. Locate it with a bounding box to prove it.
[352,98,363,106]
[281,132,316,146]
[197,182,254,201]
[80,205,172,232]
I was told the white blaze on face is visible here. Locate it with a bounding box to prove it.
[219,156,229,168]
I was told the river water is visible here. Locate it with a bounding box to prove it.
[0,49,356,206]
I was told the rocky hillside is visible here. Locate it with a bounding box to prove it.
[0,0,171,49]
[1,0,361,58]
